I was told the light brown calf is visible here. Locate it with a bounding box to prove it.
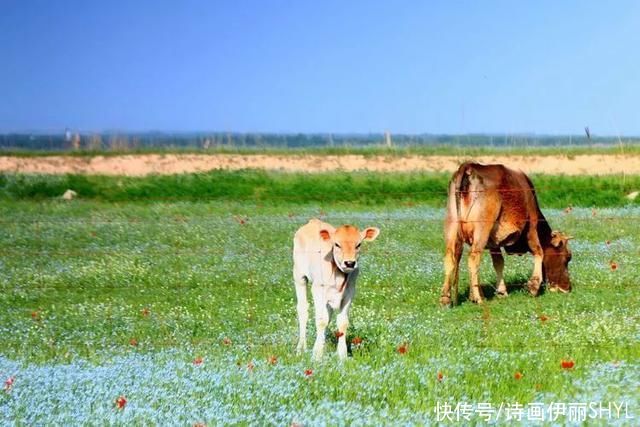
[293,219,380,359]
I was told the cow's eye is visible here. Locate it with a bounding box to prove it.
[334,243,341,249]
[356,243,361,249]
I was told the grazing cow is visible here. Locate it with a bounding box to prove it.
[293,219,380,360]
[441,162,573,306]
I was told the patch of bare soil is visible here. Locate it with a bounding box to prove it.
[0,154,639,176]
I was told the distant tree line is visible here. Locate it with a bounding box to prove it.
[0,132,637,151]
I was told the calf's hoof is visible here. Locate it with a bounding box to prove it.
[312,344,324,361]
[337,347,348,360]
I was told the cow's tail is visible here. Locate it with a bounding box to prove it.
[446,163,472,306]
[454,162,474,218]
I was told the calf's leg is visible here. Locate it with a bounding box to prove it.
[294,273,308,354]
[311,285,329,360]
[335,288,354,360]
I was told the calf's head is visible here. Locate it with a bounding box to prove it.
[319,225,380,273]
[543,231,573,292]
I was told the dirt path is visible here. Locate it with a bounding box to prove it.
[0,154,638,176]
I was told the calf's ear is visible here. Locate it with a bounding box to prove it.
[361,227,380,242]
[319,229,332,241]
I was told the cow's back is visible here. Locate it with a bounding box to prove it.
[450,163,540,247]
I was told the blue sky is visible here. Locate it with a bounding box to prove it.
[1,1,639,135]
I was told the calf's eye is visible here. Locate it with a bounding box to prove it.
[335,243,341,248]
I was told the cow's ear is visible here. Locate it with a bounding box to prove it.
[361,227,380,242]
[319,229,332,241]
[550,231,564,248]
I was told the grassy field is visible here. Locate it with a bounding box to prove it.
[2,171,640,208]
[0,173,639,425]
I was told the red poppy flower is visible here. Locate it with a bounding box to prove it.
[115,396,127,409]
[4,376,14,392]
[514,372,523,380]
[335,331,344,338]
[222,337,232,346]
[193,423,207,427]
[247,361,255,372]
[561,359,575,369]
[129,338,138,347]
[437,372,443,382]
[267,355,277,365]
[610,261,618,271]
[141,308,150,317]
[397,343,408,354]
[304,369,313,377]
[31,311,39,320]
[539,315,549,322]
[193,356,203,365]
[351,336,363,345]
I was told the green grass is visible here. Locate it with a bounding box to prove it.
[0,196,638,424]
[2,170,640,208]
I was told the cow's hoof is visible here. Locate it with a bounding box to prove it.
[439,296,452,307]
[470,296,484,304]
[496,291,509,298]
[527,277,541,296]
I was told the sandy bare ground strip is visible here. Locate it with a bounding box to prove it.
[0,154,638,176]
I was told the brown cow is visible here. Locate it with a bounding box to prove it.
[441,162,573,306]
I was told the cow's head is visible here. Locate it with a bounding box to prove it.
[543,231,573,292]
[319,225,380,273]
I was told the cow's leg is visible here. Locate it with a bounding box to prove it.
[441,229,463,306]
[468,231,490,304]
[490,249,508,297]
[526,225,544,296]
[294,272,308,354]
[311,285,329,360]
